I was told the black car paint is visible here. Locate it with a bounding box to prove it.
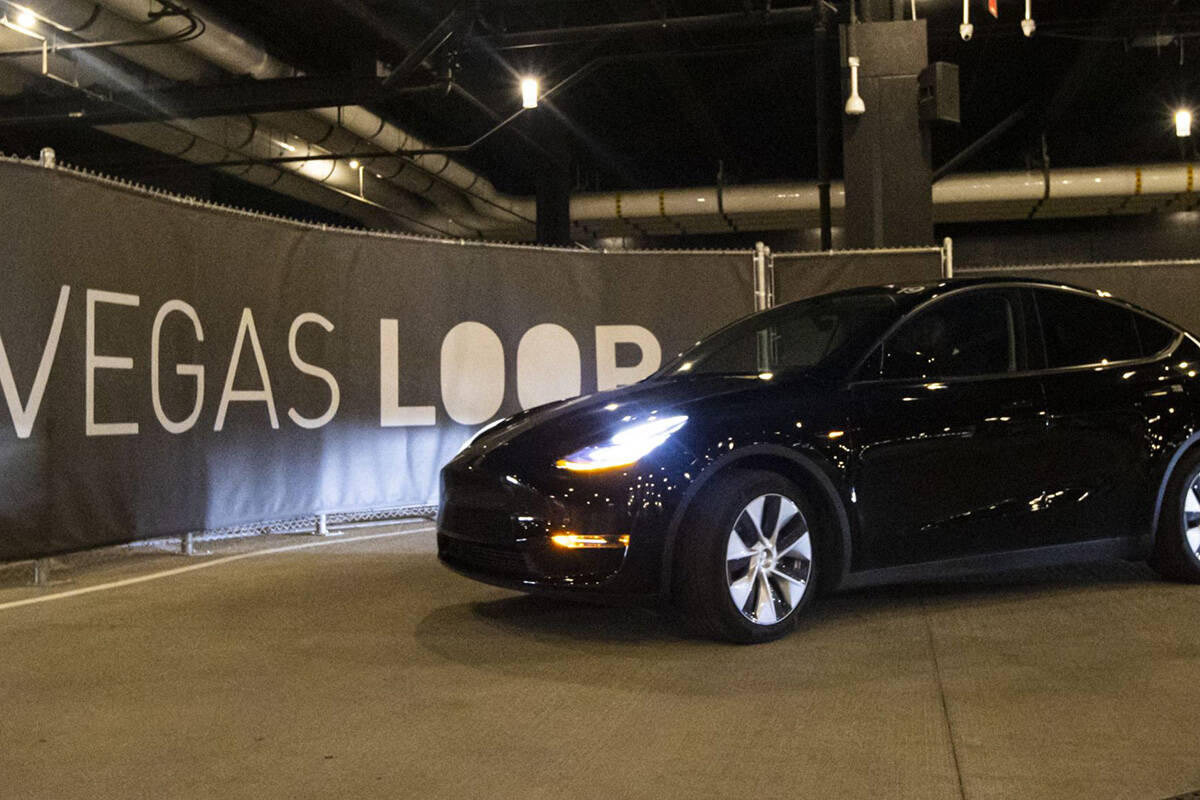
[437,278,1200,602]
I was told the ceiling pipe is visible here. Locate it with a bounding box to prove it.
[308,105,535,227]
[0,0,485,234]
[13,0,223,84]
[0,33,467,234]
[247,109,498,235]
[84,0,535,232]
[475,6,816,50]
[87,0,295,80]
[3,4,1190,241]
[90,118,401,228]
[98,115,478,237]
[568,164,1197,237]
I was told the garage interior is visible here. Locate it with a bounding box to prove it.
[3,1,1200,798]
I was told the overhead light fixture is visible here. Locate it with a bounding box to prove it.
[960,0,973,40]
[1021,0,1036,36]
[1176,109,1192,138]
[2,5,42,37]
[520,77,539,109]
[273,139,296,152]
[845,57,865,116]
[348,159,360,169]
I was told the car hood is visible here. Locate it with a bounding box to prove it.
[463,373,820,468]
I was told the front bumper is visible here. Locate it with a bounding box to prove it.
[436,460,669,599]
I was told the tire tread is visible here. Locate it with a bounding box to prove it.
[1151,449,1200,583]
[672,469,818,643]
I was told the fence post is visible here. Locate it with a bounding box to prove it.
[942,236,954,278]
[32,559,49,586]
[181,532,194,556]
[753,242,774,311]
[766,247,775,309]
[314,513,339,536]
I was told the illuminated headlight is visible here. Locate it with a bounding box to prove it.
[555,415,688,472]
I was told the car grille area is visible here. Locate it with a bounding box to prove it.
[438,466,629,586]
[437,534,530,577]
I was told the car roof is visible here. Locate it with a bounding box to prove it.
[878,275,1094,300]
[802,276,1147,312]
[774,276,1185,333]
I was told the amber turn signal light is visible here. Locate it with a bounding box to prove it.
[549,533,630,549]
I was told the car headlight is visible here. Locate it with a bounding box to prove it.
[555,415,688,472]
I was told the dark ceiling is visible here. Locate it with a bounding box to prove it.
[2,0,1199,209]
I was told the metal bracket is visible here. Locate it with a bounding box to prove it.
[313,513,342,537]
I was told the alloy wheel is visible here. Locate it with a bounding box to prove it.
[1186,477,1200,560]
[725,493,813,625]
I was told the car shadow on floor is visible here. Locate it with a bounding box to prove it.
[418,557,1164,650]
[414,558,1175,696]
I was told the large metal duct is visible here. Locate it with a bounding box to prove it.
[0,7,478,234]
[568,164,1200,238]
[254,108,523,237]
[0,43,466,233]
[4,4,1191,241]
[97,115,479,237]
[94,118,402,229]
[19,0,222,84]
[82,0,535,234]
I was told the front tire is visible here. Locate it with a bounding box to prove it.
[673,470,820,643]
[1151,450,1200,583]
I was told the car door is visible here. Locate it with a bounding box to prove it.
[849,287,1052,570]
[1030,287,1179,543]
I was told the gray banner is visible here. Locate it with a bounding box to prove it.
[960,262,1200,334]
[0,162,754,560]
[774,248,945,304]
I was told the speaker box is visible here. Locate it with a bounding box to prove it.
[919,62,960,124]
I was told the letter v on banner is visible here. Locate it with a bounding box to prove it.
[0,286,69,439]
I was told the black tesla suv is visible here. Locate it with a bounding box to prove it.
[438,278,1200,642]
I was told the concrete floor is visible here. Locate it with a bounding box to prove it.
[1,522,1198,800]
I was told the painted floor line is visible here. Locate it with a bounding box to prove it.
[0,526,436,612]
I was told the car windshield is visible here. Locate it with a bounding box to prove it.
[659,292,901,379]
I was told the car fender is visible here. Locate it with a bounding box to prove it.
[658,442,854,597]
[1150,428,1200,537]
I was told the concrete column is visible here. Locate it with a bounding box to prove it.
[840,20,933,249]
[530,108,572,247]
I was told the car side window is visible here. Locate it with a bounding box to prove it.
[880,291,1018,381]
[1034,290,1141,368]
[1134,313,1177,357]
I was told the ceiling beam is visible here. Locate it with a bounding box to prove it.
[0,74,445,128]
[475,5,817,50]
